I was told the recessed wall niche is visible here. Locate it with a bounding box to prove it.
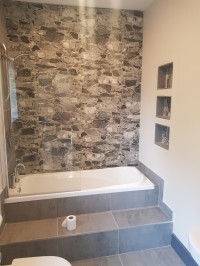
[157,63,173,89]
[156,96,171,119]
[155,124,170,150]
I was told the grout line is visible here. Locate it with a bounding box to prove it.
[114,221,172,230]
[111,211,120,255]
[111,211,119,229]
[112,205,160,214]
[118,254,124,266]
[118,229,120,260]
[109,193,111,212]
[72,254,121,264]
[119,245,171,257]
[111,212,120,260]
[56,217,58,237]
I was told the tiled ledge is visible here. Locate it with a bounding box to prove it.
[0,207,172,264]
[137,161,173,219]
[0,207,171,245]
[0,218,58,245]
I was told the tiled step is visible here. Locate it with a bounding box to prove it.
[113,207,172,254]
[0,207,172,264]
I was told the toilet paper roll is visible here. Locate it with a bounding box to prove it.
[66,215,76,231]
[62,215,76,230]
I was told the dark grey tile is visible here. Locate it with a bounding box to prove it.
[137,162,173,219]
[0,219,57,244]
[58,212,117,236]
[121,250,150,266]
[137,162,164,199]
[155,246,186,265]
[110,190,158,211]
[120,246,185,266]
[58,231,118,261]
[119,223,172,253]
[159,200,173,219]
[0,238,58,265]
[145,188,159,206]
[113,207,170,228]
[5,199,57,222]
[110,191,143,210]
[57,194,110,217]
[72,255,122,266]
[137,162,164,186]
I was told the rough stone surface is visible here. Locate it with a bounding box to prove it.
[4,2,143,173]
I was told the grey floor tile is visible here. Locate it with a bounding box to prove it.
[58,212,117,236]
[0,219,57,244]
[71,255,122,266]
[113,207,170,228]
[120,246,185,266]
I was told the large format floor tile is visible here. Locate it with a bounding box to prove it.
[120,246,185,266]
[72,247,185,266]
[0,219,57,244]
[72,255,122,266]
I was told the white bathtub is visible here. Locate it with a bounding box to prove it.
[6,167,154,203]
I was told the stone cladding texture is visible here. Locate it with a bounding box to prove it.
[4,1,143,173]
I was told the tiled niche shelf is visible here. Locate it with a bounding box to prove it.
[155,124,170,150]
[156,96,171,120]
[157,63,173,89]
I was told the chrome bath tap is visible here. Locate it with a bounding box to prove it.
[12,163,26,189]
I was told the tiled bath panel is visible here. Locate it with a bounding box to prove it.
[5,188,158,222]
[4,2,143,174]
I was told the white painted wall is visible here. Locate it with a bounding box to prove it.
[140,0,200,249]
[0,0,8,192]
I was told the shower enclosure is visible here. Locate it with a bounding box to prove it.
[0,40,83,194]
[1,2,142,198]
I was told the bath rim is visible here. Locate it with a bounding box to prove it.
[5,166,154,203]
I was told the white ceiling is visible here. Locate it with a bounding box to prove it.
[17,0,155,11]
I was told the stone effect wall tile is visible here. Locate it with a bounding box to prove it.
[4,2,143,174]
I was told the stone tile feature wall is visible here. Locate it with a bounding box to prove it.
[4,2,143,174]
